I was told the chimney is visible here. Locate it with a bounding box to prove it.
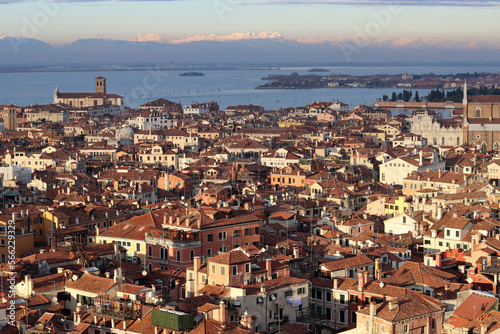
[480,323,488,334]
[219,300,227,324]
[438,169,442,178]
[436,253,442,268]
[364,270,370,286]
[244,202,250,211]
[389,300,398,311]
[11,212,17,222]
[333,278,339,290]
[25,275,33,297]
[444,284,450,299]
[96,227,100,236]
[358,271,365,292]
[194,256,201,295]
[375,258,381,281]
[105,272,111,278]
[114,243,119,256]
[113,269,119,283]
[437,206,443,220]
[370,301,377,317]
[169,216,173,225]
[266,259,272,280]
[75,216,79,225]
[164,215,167,225]
[67,187,71,195]
[57,267,64,274]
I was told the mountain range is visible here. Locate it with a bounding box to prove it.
[0,32,498,67]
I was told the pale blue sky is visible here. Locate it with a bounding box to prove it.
[1,0,499,46]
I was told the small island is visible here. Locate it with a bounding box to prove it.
[308,68,329,73]
[179,71,205,77]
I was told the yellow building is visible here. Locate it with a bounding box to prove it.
[383,196,411,218]
[43,207,126,245]
[0,208,42,263]
[279,119,304,128]
[270,164,311,188]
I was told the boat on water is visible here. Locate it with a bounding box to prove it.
[179,71,205,77]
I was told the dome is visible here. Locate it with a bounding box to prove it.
[116,126,134,140]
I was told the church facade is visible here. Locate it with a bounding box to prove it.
[54,77,125,113]
[463,82,500,152]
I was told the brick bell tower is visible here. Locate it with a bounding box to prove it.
[95,77,106,94]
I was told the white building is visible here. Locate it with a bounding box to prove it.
[183,103,210,115]
[410,111,463,147]
[127,110,172,130]
[383,213,420,236]
[0,166,31,184]
[379,151,446,185]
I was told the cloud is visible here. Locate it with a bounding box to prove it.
[0,0,183,4]
[244,0,500,6]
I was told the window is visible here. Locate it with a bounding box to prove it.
[254,227,259,235]
[207,234,213,242]
[403,324,409,333]
[339,310,346,323]
[245,263,251,273]
[424,240,431,245]
[201,275,206,283]
[257,297,263,304]
[325,291,332,302]
[284,290,293,298]
[232,265,237,276]
[190,250,195,261]
[431,319,436,329]
[220,266,226,276]
[211,264,216,274]
[455,231,459,237]
[148,245,153,257]
[136,243,140,252]
[219,231,227,240]
[234,230,240,238]
[176,250,181,262]
[340,294,346,304]
[351,311,357,324]
[297,287,306,294]
[245,228,250,236]
[476,108,481,117]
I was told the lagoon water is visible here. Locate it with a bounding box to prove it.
[1,65,499,111]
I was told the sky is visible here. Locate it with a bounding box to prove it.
[0,0,500,48]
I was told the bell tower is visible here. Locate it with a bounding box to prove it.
[95,77,106,94]
[4,106,17,131]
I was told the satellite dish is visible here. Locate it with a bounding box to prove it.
[51,297,58,303]
[181,196,185,201]
[466,277,473,284]
[142,271,147,276]
[379,282,384,288]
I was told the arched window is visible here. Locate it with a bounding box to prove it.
[494,142,499,153]
[476,108,481,118]
[160,248,164,259]
[148,245,153,257]
[482,142,487,154]
[190,250,195,261]
[442,137,445,146]
[457,137,460,145]
[176,250,181,262]
[148,263,153,272]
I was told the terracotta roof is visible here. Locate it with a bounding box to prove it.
[320,254,374,272]
[358,293,444,323]
[453,293,497,320]
[209,250,250,265]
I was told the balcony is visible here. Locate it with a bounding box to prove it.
[158,258,169,265]
[146,230,201,249]
[93,295,141,321]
